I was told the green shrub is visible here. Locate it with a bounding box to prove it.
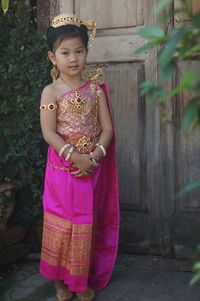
[0,1,50,226]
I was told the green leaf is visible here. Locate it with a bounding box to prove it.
[181,97,198,133]
[160,61,176,81]
[140,81,155,96]
[154,0,174,14]
[177,178,200,198]
[158,28,187,67]
[193,262,200,271]
[190,272,200,286]
[196,244,200,252]
[134,42,157,54]
[161,71,195,101]
[180,44,200,59]
[139,26,165,40]
[1,0,9,14]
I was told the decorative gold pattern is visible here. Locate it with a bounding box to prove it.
[75,135,96,153]
[41,212,92,276]
[87,68,103,81]
[56,81,104,153]
[50,65,59,82]
[48,161,74,171]
[68,89,87,115]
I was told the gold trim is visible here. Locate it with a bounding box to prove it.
[41,212,92,276]
[48,161,73,171]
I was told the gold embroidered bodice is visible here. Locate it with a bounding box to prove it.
[56,80,103,152]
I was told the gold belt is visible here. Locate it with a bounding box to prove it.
[65,135,97,153]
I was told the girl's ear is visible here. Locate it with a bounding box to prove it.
[48,51,56,65]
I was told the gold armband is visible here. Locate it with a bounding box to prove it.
[40,103,57,111]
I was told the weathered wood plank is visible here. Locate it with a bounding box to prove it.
[60,0,74,14]
[175,61,200,212]
[137,0,144,26]
[75,0,137,29]
[87,33,146,63]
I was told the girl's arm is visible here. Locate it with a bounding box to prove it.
[40,85,98,175]
[92,88,114,161]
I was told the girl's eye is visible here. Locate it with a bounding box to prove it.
[76,50,83,54]
[62,51,69,55]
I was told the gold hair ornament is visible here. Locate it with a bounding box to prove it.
[51,14,96,48]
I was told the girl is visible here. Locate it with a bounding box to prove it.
[39,14,119,301]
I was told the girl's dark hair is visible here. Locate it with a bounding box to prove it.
[47,24,89,52]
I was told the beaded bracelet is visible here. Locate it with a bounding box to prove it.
[59,143,71,157]
[95,143,106,156]
[65,146,74,162]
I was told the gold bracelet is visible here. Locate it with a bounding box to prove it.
[40,103,57,111]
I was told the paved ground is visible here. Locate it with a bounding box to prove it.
[0,255,200,301]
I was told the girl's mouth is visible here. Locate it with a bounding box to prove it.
[69,65,79,70]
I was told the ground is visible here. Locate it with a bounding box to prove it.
[0,254,200,301]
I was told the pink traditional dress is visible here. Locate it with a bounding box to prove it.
[40,79,119,292]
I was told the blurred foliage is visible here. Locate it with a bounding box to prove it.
[135,0,200,132]
[0,0,50,227]
[136,0,200,285]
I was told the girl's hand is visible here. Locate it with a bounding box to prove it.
[70,153,99,177]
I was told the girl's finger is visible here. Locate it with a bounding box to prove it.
[71,169,81,175]
[92,161,99,168]
[73,171,88,178]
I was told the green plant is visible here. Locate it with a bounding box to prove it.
[135,0,200,285]
[0,0,50,226]
[136,0,200,132]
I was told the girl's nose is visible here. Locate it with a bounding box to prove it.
[69,53,77,62]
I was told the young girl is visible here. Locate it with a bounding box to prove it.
[39,14,119,301]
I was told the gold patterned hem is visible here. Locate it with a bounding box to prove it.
[41,212,92,276]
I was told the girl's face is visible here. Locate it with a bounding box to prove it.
[49,37,87,78]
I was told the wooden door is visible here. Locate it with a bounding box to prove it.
[50,0,200,259]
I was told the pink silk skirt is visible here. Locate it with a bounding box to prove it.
[40,139,119,292]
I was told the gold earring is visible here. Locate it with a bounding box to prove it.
[50,65,59,82]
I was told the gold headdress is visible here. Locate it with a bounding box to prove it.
[51,14,96,48]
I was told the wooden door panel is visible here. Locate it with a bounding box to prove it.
[87,33,146,63]
[104,63,146,210]
[175,61,200,212]
[87,62,146,210]
[74,0,144,28]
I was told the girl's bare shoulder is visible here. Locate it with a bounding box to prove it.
[41,83,59,104]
